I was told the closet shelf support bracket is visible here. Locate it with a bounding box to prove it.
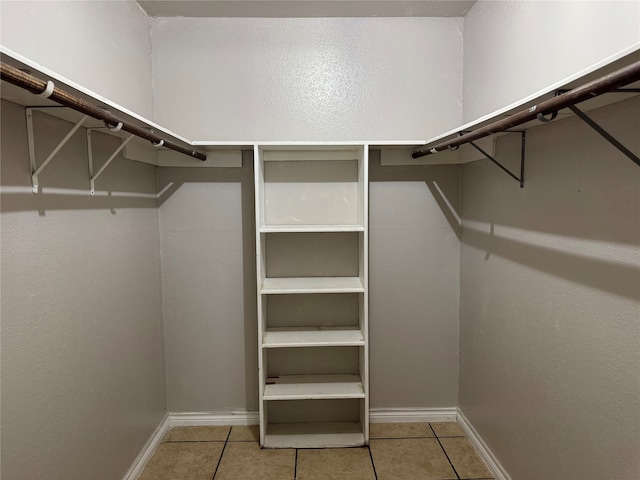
[26,107,88,193]
[87,129,135,195]
[566,104,640,167]
[468,130,526,188]
[549,89,639,166]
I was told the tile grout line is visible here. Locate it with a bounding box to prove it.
[211,427,232,480]
[294,448,298,480]
[370,435,442,440]
[367,445,379,480]
[164,440,228,443]
[430,424,461,480]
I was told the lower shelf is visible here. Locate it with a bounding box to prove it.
[263,374,364,400]
[263,422,365,448]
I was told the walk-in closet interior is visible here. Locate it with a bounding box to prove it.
[1,1,639,479]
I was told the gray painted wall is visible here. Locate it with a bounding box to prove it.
[157,160,258,412]
[463,0,640,123]
[158,153,461,412]
[369,154,460,408]
[0,1,154,118]
[459,97,640,480]
[150,17,463,141]
[0,100,166,480]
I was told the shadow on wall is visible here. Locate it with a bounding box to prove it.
[462,98,640,245]
[1,105,158,214]
[460,98,640,302]
[155,152,258,411]
[462,224,639,301]
[368,149,461,239]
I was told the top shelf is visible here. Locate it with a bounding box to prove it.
[260,225,364,233]
[261,149,361,162]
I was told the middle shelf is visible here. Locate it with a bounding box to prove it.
[263,328,365,348]
[261,277,365,294]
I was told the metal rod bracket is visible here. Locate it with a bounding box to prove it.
[468,131,526,188]
[567,104,640,167]
[87,130,135,195]
[26,107,88,193]
[2,62,208,162]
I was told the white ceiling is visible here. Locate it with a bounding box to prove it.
[136,1,477,18]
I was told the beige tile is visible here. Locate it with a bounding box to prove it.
[139,442,223,480]
[430,421,466,437]
[369,422,434,439]
[228,424,260,442]
[370,439,457,480]
[296,448,375,480]
[214,442,295,480]
[163,425,230,442]
[440,437,494,479]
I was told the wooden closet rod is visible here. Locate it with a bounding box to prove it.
[413,59,640,158]
[0,61,207,161]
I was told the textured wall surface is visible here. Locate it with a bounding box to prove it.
[0,100,166,480]
[0,1,154,118]
[463,0,640,123]
[157,160,258,412]
[459,97,640,480]
[150,17,463,141]
[369,154,461,408]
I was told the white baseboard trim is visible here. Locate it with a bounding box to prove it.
[124,407,509,480]
[122,412,170,480]
[166,408,458,427]
[169,411,260,426]
[370,407,458,423]
[457,408,511,480]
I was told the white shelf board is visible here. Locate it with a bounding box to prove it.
[260,224,364,233]
[264,374,364,400]
[0,47,192,145]
[420,46,640,150]
[263,328,364,348]
[0,48,427,158]
[261,277,364,294]
[264,422,365,448]
[263,149,360,161]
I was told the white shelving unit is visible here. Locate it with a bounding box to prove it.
[254,144,369,449]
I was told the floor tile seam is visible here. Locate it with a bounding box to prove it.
[163,440,228,443]
[367,446,379,480]
[211,427,232,480]
[435,437,494,479]
[369,436,437,440]
[294,448,298,480]
[430,423,461,480]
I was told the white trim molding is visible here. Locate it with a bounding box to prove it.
[123,408,511,480]
[457,409,512,480]
[369,407,458,423]
[169,411,260,427]
[121,413,170,480]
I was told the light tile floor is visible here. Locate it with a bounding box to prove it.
[139,422,494,480]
